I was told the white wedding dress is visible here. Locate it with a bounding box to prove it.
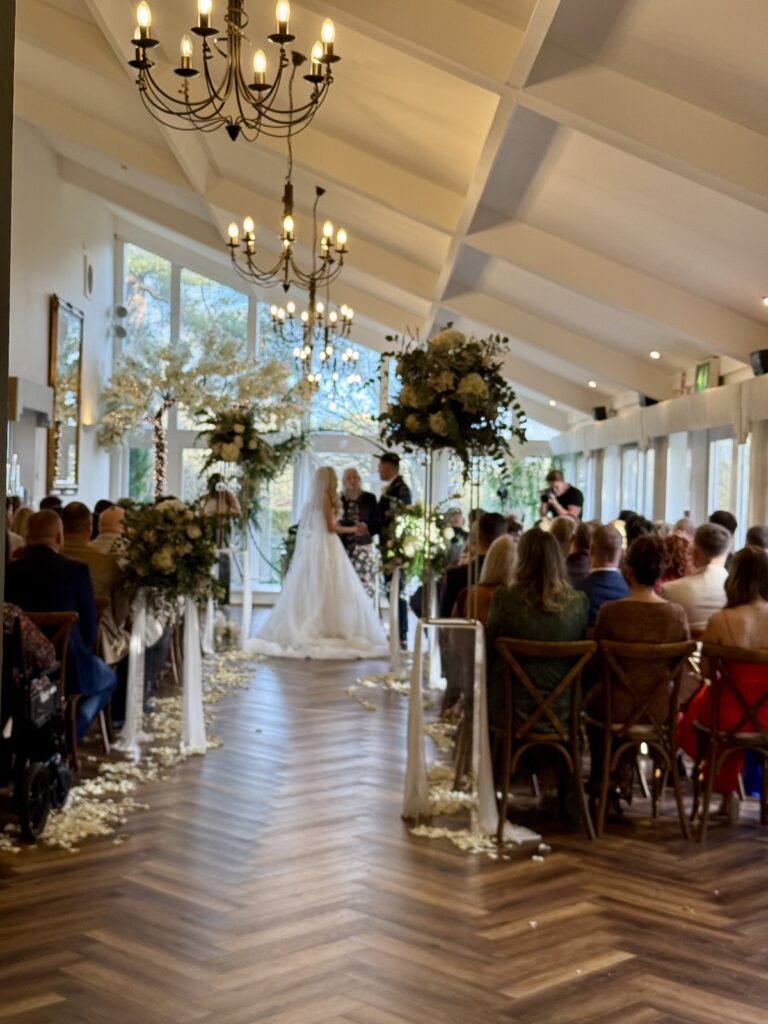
[247,477,389,661]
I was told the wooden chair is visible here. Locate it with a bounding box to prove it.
[693,643,768,841]
[25,612,81,772]
[492,638,598,843]
[588,640,696,838]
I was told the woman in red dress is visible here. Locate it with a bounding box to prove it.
[678,547,768,818]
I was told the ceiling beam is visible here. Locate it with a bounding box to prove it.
[445,290,672,399]
[423,0,564,336]
[465,221,768,363]
[522,46,768,213]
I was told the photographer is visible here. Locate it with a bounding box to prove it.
[539,469,584,520]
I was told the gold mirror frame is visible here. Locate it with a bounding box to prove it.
[47,294,84,494]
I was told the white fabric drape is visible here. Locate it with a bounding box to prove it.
[113,592,152,762]
[181,598,206,754]
[389,567,401,674]
[404,617,539,843]
[202,596,214,655]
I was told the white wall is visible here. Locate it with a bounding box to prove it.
[9,120,113,508]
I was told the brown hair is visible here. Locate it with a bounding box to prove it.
[591,524,622,563]
[625,535,667,587]
[62,501,92,536]
[661,534,693,582]
[549,515,577,556]
[694,522,730,560]
[725,548,768,607]
[514,528,572,613]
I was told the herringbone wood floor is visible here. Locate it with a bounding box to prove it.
[2,650,768,1024]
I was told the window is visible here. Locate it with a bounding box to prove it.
[254,464,294,587]
[310,341,381,434]
[708,432,735,514]
[735,436,751,548]
[620,446,639,512]
[123,244,172,348]
[666,431,691,521]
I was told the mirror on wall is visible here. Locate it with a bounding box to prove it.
[47,295,84,494]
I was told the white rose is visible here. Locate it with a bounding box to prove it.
[443,527,454,540]
[233,435,244,448]
[247,439,258,450]
[220,442,240,462]
[186,524,202,540]
[233,423,246,434]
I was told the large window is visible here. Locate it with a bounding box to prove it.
[123,243,172,348]
[620,446,639,513]
[708,430,735,514]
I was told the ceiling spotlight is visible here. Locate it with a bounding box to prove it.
[762,296,768,307]
[649,350,661,360]
[588,380,597,388]
[548,399,557,407]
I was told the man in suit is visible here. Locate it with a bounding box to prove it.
[61,501,121,606]
[370,453,412,645]
[5,510,118,742]
[577,523,629,625]
[660,523,730,631]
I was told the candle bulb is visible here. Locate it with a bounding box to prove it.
[310,41,323,77]
[180,34,193,69]
[253,49,267,87]
[136,1,152,41]
[197,0,212,30]
[321,18,335,59]
[276,1,290,36]
[282,213,295,241]
[335,227,348,253]
[227,222,239,246]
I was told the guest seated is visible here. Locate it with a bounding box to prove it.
[91,499,114,540]
[659,533,694,587]
[440,512,507,710]
[4,510,118,742]
[660,523,730,631]
[576,523,629,626]
[673,516,696,542]
[439,513,507,618]
[486,529,588,730]
[453,534,517,623]
[678,548,768,820]
[549,515,577,560]
[710,510,737,570]
[90,504,126,554]
[61,502,121,607]
[8,505,30,555]
[39,494,63,516]
[588,535,689,807]
[746,525,768,555]
[625,514,655,547]
[565,522,592,589]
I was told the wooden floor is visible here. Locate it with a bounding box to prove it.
[2,650,768,1024]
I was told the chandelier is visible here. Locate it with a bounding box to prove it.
[270,296,357,385]
[129,1,341,141]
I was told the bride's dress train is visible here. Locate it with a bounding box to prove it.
[247,505,389,661]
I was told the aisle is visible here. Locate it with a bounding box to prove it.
[1,653,768,1024]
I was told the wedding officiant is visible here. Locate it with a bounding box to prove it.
[340,468,378,598]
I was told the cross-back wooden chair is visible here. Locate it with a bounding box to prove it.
[694,643,768,841]
[24,612,81,772]
[588,639,696,838]
[492,638,598,844]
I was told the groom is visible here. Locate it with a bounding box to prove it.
[371,452,411,646]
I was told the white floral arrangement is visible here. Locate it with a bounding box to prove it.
[379,326,527,478]
[118,499,220,618]
[381,500,455,580]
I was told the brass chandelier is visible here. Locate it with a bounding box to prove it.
[129,1,341,141]
[270,294,356,385]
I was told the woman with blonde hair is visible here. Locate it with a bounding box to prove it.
[452,534,517,624]
[248,466,388,660]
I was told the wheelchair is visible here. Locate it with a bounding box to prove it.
[1,615,74,841]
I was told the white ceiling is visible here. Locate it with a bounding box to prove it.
[14,0,768,427]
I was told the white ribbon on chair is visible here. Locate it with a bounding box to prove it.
[114,591,152,762]
[389,566,402,674]
[403,617,538,843]
[201,596,214,655]
[181,597,206,754]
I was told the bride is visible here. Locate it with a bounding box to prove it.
[248,466,389,660]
